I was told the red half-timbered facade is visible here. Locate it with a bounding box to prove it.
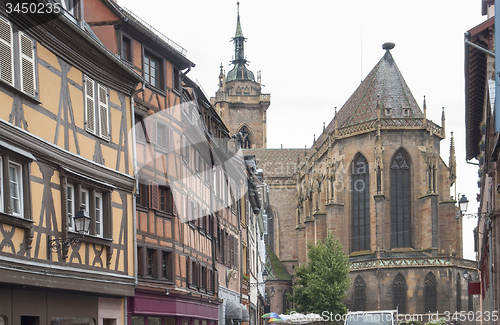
[84,2,245,325]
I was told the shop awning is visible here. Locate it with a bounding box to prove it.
[226,300,242,320]
[241,305,249,322]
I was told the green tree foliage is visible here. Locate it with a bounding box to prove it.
[288,234,351,315]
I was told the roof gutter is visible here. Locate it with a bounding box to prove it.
[56,9,145,84]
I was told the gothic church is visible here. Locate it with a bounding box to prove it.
[210,6,477,319]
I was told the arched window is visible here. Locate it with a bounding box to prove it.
[237,126,252,149]
[393,273,406,314]
[283,289,292,313]
[456,274,462,312]
[390,149,411,248]
[351,154,370,252]
[354,276,367,311]
[424,272,437,312]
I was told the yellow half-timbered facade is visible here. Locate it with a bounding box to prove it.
[0,1,143,325]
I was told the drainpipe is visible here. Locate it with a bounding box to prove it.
[181,67,192,80]
[488,218,494,325]
[495,0,500,132]
[131,81,146,288]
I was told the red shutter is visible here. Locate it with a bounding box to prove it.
[151,181,159,210]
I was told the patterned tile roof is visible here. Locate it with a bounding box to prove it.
[265,246,292,281]
[241,149,312,177]
[316,46,424,146]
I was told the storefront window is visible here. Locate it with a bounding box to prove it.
[148,318,160,325]
[165,318,175,325]
[131,318,144,325]
[51,318,95,325]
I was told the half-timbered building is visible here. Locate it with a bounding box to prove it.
[84,2,248,325]
[0,1,143,325]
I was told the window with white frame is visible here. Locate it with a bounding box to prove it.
[95,192,103,237]
[66,182,109,238]
[8,163,22,217]
[0,146,34,221]
[67,184,75,230]
[84,76,109,140]
[53,0,81,24]
[0,15,38,98]
[81,188,89,211]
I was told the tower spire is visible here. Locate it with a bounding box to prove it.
[449,131,456,186]
[226,1,255,82]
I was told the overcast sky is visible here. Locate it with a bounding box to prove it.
[117,0,486,260]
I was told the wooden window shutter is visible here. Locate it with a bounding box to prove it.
[150,181,159,210]
[229,235,233,266]
[145,117,157,144]
[0,16,13,85]
[187,256,192,286]
[19,32,35,97]
[214,269,218,294]
[172,189,178,216]
[205,211,210,233]
[84,76,95,134]
[98,84,109,139]
[207,269,212,292]
[169,127,174,151]
[246,246,250,275]
[198,263,203,288]
[213,215,218,240]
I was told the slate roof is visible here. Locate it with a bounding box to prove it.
[317,45,424,146]
[242,149,312,177]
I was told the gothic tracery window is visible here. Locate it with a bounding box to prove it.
[351,154,370,252]
[424,272,437,312]
[391,149,411,248]
[354,276,367,311]
[393,273,406,314]
[237,126,251,149]
[456,274,462,312]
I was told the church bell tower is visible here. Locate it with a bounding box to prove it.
[211,2,270,149]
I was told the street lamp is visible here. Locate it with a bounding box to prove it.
[457,195,488,219]
[459,195,469,215]
[49,206,91,252]
[250,269,269,288]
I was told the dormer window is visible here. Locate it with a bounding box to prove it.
[121,35,132,63]
[385,108,391,116]
[53,0,80,24]
[403,108,409,117]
